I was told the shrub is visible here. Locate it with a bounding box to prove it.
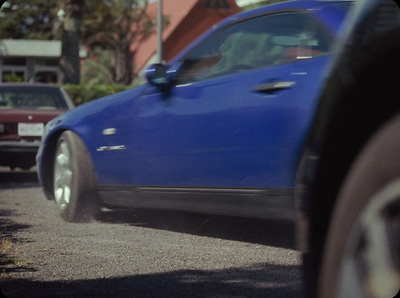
[62,84,137,106]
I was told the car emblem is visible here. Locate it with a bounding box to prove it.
[103,128,116,135]
[97,145,126,152]
[28,115,33,120]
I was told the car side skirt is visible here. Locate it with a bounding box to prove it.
[97,186,295,221]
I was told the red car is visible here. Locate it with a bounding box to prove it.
[0,83,74,170]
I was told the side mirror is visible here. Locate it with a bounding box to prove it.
[145,64,171,89]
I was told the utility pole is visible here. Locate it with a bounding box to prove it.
[157,0,163,63]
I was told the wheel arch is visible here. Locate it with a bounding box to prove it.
[40,129,67,200]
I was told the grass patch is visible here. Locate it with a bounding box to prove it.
[0,237,12,256]
[0,236,29,279]
[0,236,15,278]
[14,259,33,268]
[0,234,35,279]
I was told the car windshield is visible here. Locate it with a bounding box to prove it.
[0,87,69,110]
[327,2,354,12]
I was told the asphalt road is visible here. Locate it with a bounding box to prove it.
[0,167,302,298]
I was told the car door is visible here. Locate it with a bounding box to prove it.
[103,11,335,188]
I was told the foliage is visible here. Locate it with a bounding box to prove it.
[0,0,61,39]
[83,0,153,47]
[62,83,137,105]
[2,73,24,82]
[81,47,114,85]
[0,0,166,85]
[82,0,155,84]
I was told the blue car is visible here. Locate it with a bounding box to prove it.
[37,0,353,222]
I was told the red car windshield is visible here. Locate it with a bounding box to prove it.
[0,87,69,110]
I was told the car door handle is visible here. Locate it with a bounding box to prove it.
[253,81,296,94]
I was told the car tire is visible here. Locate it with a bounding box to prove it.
[53,131,99,222]
[319,115,400,298]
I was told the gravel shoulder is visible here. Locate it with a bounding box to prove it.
[0,170,302,297]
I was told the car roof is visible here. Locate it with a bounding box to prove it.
[226,0,354,21]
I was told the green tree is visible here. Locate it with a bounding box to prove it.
[59,0,85,84]
[83,0,154,85]
[81,47,114,85]
[0,0,83,84]
[0,0,60,39]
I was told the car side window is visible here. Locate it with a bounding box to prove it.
[176,12,333,84]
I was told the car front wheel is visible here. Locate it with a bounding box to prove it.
[53,131,99,222]
[319,115,400,298]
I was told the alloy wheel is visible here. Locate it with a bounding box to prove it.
[337,179,400,297]
[54,141,73,211]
